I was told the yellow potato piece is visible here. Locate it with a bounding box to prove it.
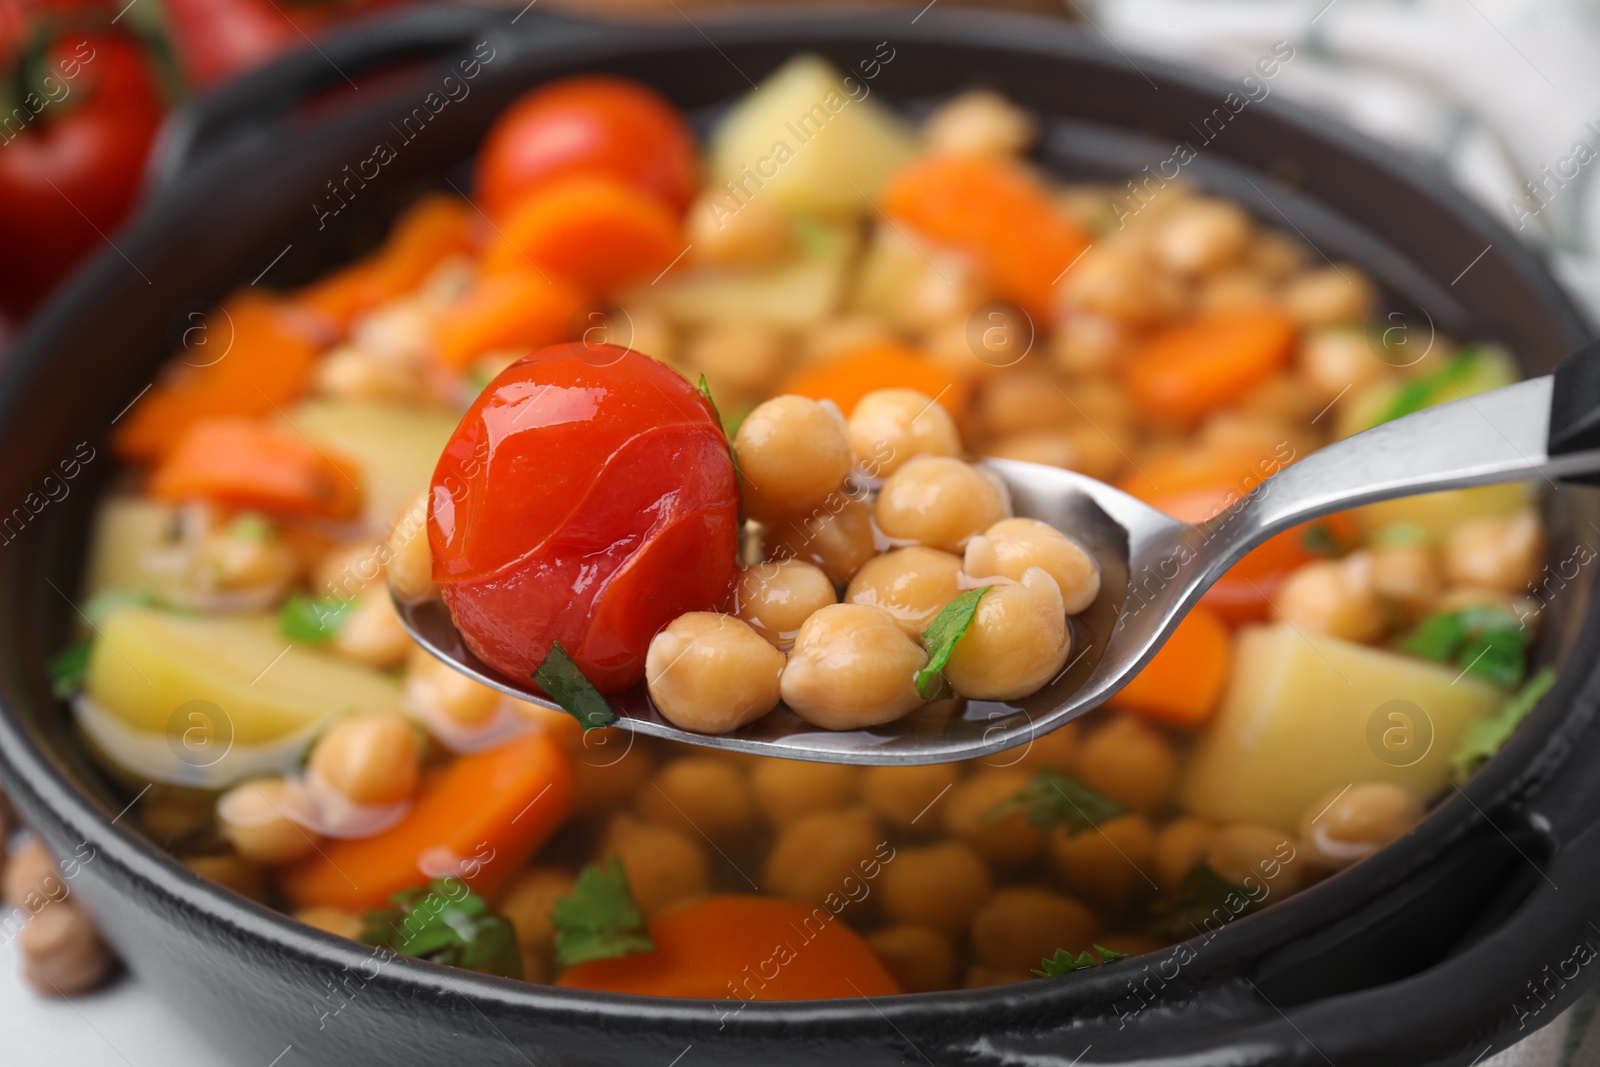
[1356,483,1537,543]
[293,400,457,527]
[636,226,858,329]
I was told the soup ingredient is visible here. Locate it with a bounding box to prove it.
[1398,605,1531,688]
[846,546,964,638]
[533,643,619,733]
[307,713,421,807]
[645,224,860,328]
[217,778,321,865]
[281,731,574,910]
[923,89,1037,158]
[1452,666,1558,780]
[943,771,1046,868]
[430,344,739,691]
[559,895,901,998]
[845,387,962,475]
[781,340,969,419]
[879,842,991,935]
[292,401,457,527]
[732,394,853,522]
[1274,556,1386,643]
[634,758,757,843]
[484,177,683,293]
[1034,943,1131,977]
[687,193,794,267]
[1203,824,1301,893]
[477,76,697,218]
[1153,817,1215,891]
[762,495,878,584]
[708,54,915,218]
[499,868,573,963]
[868,925,957,993]
[1182,624,1505,830]
[999,768,1127,834]
[1148,862,1261,940]
[762,807,883,907]
[912,586,988,700]
[964,518,1102,616]
[970,887,1096,972]
[1365,346,1519,431]
[151,418,362,521]
[943,569,1072,701]
[882,153,1091,318]
[1074,717,1179,814]
[875,456,1010,553]
[1124,308,1297,424]
[4,839,63,912]
[434,272,587,370]
[1298,782,1424,868]
[279,595,352,646]
[114,295,320,462]
[386,491,435,604]
[1050,814,1158,908]
[600,815,710,917]
[780,604,928,729]
[1356,483,1535,543]
[360,879,522,978]
[644,613,784,734]
[19,899,113,997]
[1443,510,1544,593]
[1152,201,1252,277]
[732,560,838,648]
[1108,606,1231,728]
[550,857,655,968]
[751,760,860,826]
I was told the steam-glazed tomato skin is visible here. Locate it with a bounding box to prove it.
[430,343,739,691]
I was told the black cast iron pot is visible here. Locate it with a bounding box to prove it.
[2,5,1599,1064]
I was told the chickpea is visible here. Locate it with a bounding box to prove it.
[1282,265,1376,327]
[19,901,111,996]
[972,371,1078,440]
[1061,243,1185,326]
[217,778,320,866]
[862,763,963,831]
[313,343,430,404]
[1049,814,1158,909]
[1073,716,1178,814]
[1369,543,1443,617]
[751,758,860,826]
[781,604,928,729]
[312,539,387,601]
[613,304,678,370]
[801,316,898,365]
[499,868,574,954]
[1299,782,1424,868]
[1240,371,1325,423]
[1198,269,1275,314]
[762,807,883,909]
[633,757,757,843]
[645,613,783,735]
[685,321,790,400]
[983,431,1077,470]
[1008,721,1079,774]
[386,491,435,604]
[1049,313,1130,376]
[965,517,1101,615]
[193,520,301,594]
[601,815,710,917]
[1153,817,1215,892]
[330,594,411,669]
[687,193,793,267]
[762,494,878,585]
[876,456,1011,553]
[295,906,364,940]
[942,769,1046,869]
[847,388,962,476]
[1205,824,1302,894]
[405,646,500,729]
[879,842,992,935]
[734,395,853,521]
[1200,411,1314,464]
[1298,327,1389,401]
[868,925,956,993]
[1444,510,1544,592]
[970,887,1097,972]
[355,300,435,362]
[3,839,66,911]
[923,88,1037,156]
[1249,231,1308,280]
[943,568,1071,701]
[184,855,265,902]
[845,546,964,638]
[1152,199,1251,276]
[732,560,836,649]
[1274,555,1386,642]
[571,732,656,816]
[307,712,421,807]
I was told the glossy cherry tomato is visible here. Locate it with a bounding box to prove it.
[475,75,698,219]
[430,343,739,692]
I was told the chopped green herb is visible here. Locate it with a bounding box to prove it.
[1397,606,1529,686]
[1033,943,1132,978]
[1300,522,1348,558]
[1457,627,1528,688]
[533,641,618,732]
[47,640,91,700]
[915,586,990,700]
[279,594,353,645]
[1373,351,1480,426]
[228,513,275,542]
[359,879,521,978]
[1148,862,1259,942]
[698,373,724,430]
[1452,666,1557,781]
[1369,522,1430,548]
[552,857,655,968]
[698,374,744,514]
[84,588,158,625]
[991,767,1127,835]
[1397,611,1466,662]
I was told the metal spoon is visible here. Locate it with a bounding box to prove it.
[397,349,1600,766]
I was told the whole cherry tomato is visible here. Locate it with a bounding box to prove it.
[475,75,698,219]
[430,343,739,692]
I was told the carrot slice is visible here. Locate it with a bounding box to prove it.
[1109,606,1231,728]
[113,293,320,463]
[294,260,375,336]
[482,176,681,294]
[559,895,901,999]
[1124,308,1298,423]
[882,154,1091,320]
[149,417,363,520]
[281,731,574,911]
[780,340,969,417]
[433,271,588,370]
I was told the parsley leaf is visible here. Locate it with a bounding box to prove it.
[990,767,1127,835]
[1300,522,1348,558]
[698,374,744,515]
[359,878,522,979]
[1397,606,1530,686]
[1033,944,1132,978]
[1148,862,1258,942]
[47,640,90,700]
[1452,666,1557,781]
[1373,350,1480,426]
[552,857,655,968]
[279,594,353,645]
[533,641,618,732]
[915,586,990,700]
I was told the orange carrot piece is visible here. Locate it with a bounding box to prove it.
[559,895,901,999]
[882,154,1091,320]
[433,271,588,370]
[149,417,363,520]
[780,340,969,417]
[359,195,473,305]
[113,294,321,463]
[1119,442,1298,514]
[1123,308,1297,423]
[282,731,574,912]
[482,176,680,294]
[294,260,376,336]
[1109,606,1231,728]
